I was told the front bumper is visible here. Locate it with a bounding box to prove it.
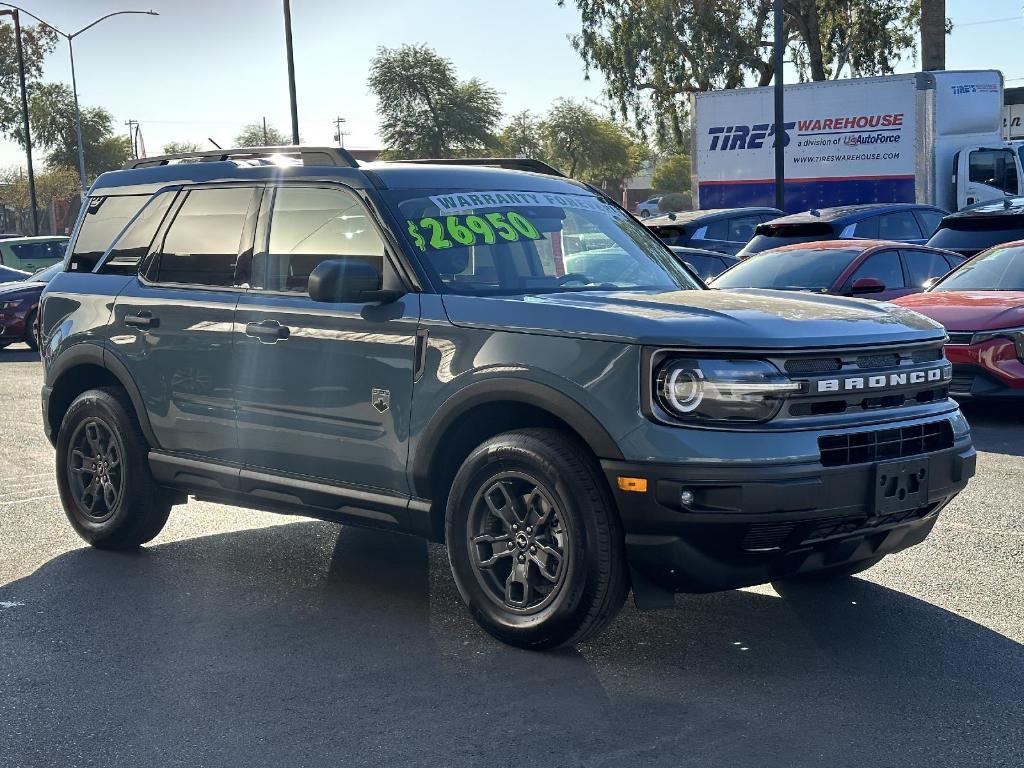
[603,437,975,593]
[947,340,1024,398]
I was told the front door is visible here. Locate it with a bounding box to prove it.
[958,147,1019,208]
[233,183,419,494]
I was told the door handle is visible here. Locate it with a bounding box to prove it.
[245,319,291,343]
[124,311,159,329]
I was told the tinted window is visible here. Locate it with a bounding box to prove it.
[712,247,861,292]
[933,245,1024,291]
[99,193,176,275]
[902,250,952,289]
[152,187,254,286]
[261,186,385,293]
[969,149,1019,194]
[915,209,944,237]
[851,216,878,238]
[68,195,148,272]
[876,211,922,240]
[648,225,688,246]
[677,253,722,281]
[848,251,905,289]
[10,240,67,262]
[699,219,729,241]
[727,215,761,243]
[927,220,1024,255]
[740,222,835,255]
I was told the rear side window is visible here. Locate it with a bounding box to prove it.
[915,209,945,237]
[848,251,906,289]
[902,249,952,289]
[151,187,255,287]
[727,215,761,243]
[876,212,923,240]
[699,219,729,241]
[68,195,148,272]
[98,193,176,275]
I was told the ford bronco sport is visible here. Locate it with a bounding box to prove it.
[39,147,976,650]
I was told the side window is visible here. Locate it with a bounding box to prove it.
[727,215,761,243]
[68,195,149,272]
[969,150,1019,194]
[848,251,906,290]
[98,192,176,275]
[152,187,254,287]
[260,186,385,293]
[651,226,687,246]
[851,216,878,238]
[701,219,729,241]
[876,211,923,240]
[902,249,953,289]
[914,209,944,238]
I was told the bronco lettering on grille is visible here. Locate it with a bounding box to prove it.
[816,367,950,393]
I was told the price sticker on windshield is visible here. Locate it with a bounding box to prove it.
[405,213,542,252]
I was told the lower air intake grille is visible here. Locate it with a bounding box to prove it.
[818,420,954,468]
[946,332,974,345]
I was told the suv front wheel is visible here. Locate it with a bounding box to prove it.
[445,429,629,650]
[55,387,171,549]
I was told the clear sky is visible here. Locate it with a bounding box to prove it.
[1,0,1023,168]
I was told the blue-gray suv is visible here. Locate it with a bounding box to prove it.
[39,147,976,649]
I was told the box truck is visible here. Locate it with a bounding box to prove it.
[692,70,1022,213]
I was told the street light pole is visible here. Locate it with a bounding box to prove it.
[773,0,786,212]
[67,36,87,194]
[283,0,300,145]
[0,8,38,234]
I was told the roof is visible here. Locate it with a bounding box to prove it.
[762,239,958,254]
[668,246,738,258]
[643,207,783,227]
[764,203,944,226]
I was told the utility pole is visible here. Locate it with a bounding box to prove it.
[333,116,348,148]
[125,119,139,158]
[921,0,946,71]
[0,9,38,235]
[282,0,300,145]
[262,116,268,145]
[772,0,786,212]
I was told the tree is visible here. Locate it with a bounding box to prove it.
[0,164,78,209]
[0,20,56,143]
[651,154,691,193]
[233,121,288,147]
[497,110,545,159]
[27,84,132,180]
[369,44,502,158]
[162,141,201,155]
[542,99,645,192]
[559,1,921,142]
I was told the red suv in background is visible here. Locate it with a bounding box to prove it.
[894,241,1024,399]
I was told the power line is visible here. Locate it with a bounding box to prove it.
[954,15,1022,27]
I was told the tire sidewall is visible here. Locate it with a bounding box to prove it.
[446,435,611,647]
[56,390,146,544]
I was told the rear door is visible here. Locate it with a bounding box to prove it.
[111,184,261,463]
[232,182,420,494]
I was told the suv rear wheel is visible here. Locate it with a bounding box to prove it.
[55,387,171,549]
[445,429,628,650]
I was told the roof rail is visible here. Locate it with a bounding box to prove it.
[125,145,359,170]
[392,157,566,178]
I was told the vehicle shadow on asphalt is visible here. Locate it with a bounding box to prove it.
[1,521,1020,767]
[0,346,39,363]
[959,400,1024,457]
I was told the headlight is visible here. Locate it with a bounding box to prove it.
[971,327,1024,361]
[653,357,801,423]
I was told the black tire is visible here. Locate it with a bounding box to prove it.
[55,387,171,550]
[23,309,38,351]
[775,554,885,584]
[445,428,629,650]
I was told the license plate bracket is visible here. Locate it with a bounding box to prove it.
[873,457,930,515]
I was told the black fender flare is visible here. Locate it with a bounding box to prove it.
[411,377,623,496]
[47,342,161,449]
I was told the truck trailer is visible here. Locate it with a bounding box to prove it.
[692,70,1022,213]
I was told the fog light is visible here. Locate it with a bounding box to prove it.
[680,489,695,507]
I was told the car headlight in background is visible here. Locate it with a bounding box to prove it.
[970,327,1024,361]
[653,357,800,423]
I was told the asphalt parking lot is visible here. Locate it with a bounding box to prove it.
[1,345,1021,768]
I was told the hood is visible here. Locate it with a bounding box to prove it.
[0,280,42,298]
[893,291,1024,332]
[441,288,944,349]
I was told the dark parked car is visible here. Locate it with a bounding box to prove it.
[643,207,783,255]
[0,261,63,350]
[712,240,964,301]
[739,204,948,258]
[894,240,1024,398]
[926,197,1024,257]
[668,246,738,281]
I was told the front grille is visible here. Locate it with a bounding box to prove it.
[800,503,941,545]
[946,332,974,345]
[856,353,900,370]
[741,522,796,552]
[785,357,841,375]
[818,420,954,467]
[911,347,944,363]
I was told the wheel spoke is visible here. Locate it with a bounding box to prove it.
[101,480,118,510]
[530,543,563,582]
[472,534,514,568]
[524,487,552,529]
[105,449,121,469]
[484,481,522,531]
[504,558,532,609]
[84,422,103,455]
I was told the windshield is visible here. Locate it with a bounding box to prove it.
[711,247,862,292]
[29,262,64,283]
[932,245,1024,291]
[383,188,699,295]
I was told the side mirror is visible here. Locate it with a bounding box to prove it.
[307,258,403,304]
[922,276,939,290]
[850,277,886,295]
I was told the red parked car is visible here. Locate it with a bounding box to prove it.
[711,240,964,300]
[894,241,1024,399]
[0,262,63,351]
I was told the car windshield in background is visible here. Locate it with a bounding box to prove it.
[384,189,699,295]
[932,245,1024,291]
[29,262,64,283]
[711,247,862,292]
[928,221,1024,254]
